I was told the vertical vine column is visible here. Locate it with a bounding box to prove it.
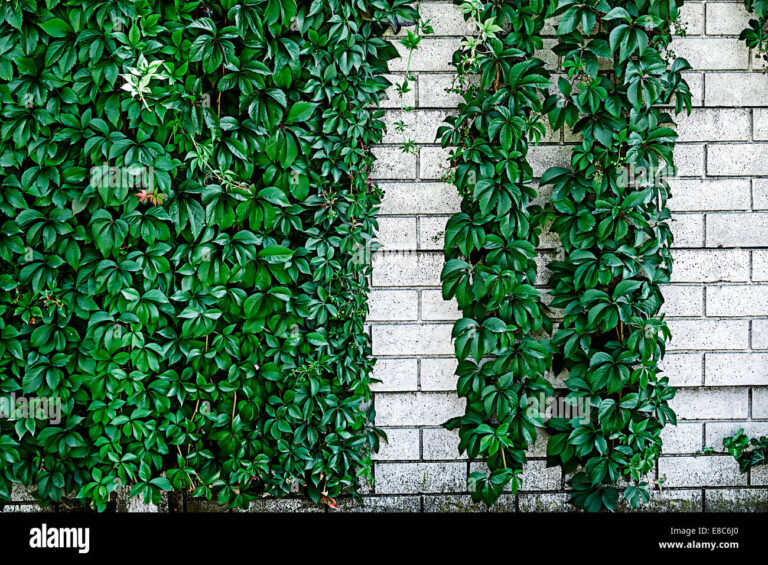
[438,0,555,506]
[0,0,419,511]
[541,0,692,511]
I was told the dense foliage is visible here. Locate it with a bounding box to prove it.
[540,0,691,511]
[438,0,555,506]
[0,0,417,511]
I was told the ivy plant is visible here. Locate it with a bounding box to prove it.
[540,0,691,512]
[391,4,432,154]
[438,0,556,506]
[0,0,418,511]
[741,0,768,66]
[723,429,768,473]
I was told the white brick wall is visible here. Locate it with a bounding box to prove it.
[364,0,768,512]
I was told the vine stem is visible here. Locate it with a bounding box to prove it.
[217,63,224,117]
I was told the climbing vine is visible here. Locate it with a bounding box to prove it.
[540,0,691,511]
[741,0,768,67]
[0,0,418,511]
[723,429,768,473]
[439,0,555,506]
[392,5,432,154]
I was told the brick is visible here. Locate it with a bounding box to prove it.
[418,74,463,108]
[704,488,768,512]
[706,353,768,386]
[670,388,749,419]
[372,251,444,287]
[418,216,450,250]
[708,144,768,176]
[3,504,54,513]
[537,38,560,71]
[526,430,550,458]
[377,74,416,109]
[671,38,749,70]
[368,290,418,322]
[421,289,461,321]
[754,250,768,281]
[375,462,466,494]
[376,217,417,251]
[519,493,576,512]
[381,109,448,144]
[755,109,768,140]
[660,285,703,317]
[372,147,417,179]
[668,179,751,212]
[705,3,751,35]
[531,181,553,207]
[373,428,420,460]
[375,392,465,426]
[676,109,750,142]
[10,485,39,504]
[755,320,768,349]
[671,213,704,247]
[707,285,768,316]
[247,499,323,513]
[519,460,562,492]
[389,38,460,72]
[660,422,703,454]
[419,146,452,180]
[668,320,749,351]
[372,324,453,355]
[679,2,704,35]
[671,249,750,282]
[423,428,465,460]
[538,220,561,249]
[753,387,768,417]
[562,124,579,144]
[379,182,460,215]
[659,353,703,387]
[419,2,475,36]
[706,73,768,106]
[372,358,418,392]
[535,251,557,284]
[707,213,768,247]
[336,496,421,512]
[658,456,746,487]
[528,145,572,177]
[423,494,517,512]
[682,72,704,107]
[752,465,768,486]
[421,358,458,391]
[755,180,768,210]
[619,489,703,512]
[671,143,705,177]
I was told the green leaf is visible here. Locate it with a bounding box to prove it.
[285,102,318,124]
[39,18,73,38]
[258,245,293,263]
